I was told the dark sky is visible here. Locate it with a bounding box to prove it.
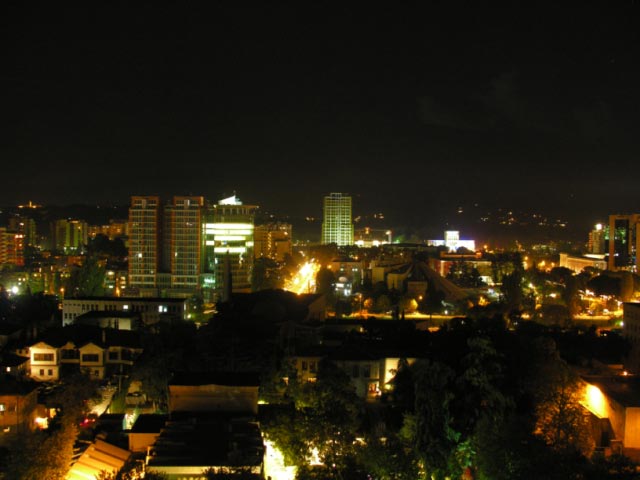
[2,3,639,227]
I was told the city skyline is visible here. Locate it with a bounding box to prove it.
[3,4,640,228]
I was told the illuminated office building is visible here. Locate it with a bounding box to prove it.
[321,193,353,246]
[608,214,640,272]
[203,195,257,299]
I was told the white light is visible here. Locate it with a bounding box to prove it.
[209,223,254,230]
[213,235,247,241]
[11,286,18,294]
[213,247,247,254]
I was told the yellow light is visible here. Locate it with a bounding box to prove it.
[34,417,49,429]
[584,385,606,417]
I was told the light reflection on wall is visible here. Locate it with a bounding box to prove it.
[584,384,606,418]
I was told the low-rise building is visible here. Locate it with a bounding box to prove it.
[27,326,142,381]
[145,414,264,479]
[73,310,141,330]
[0,353,30,377]
[62,296,187,327]
[289,346,416,399]
[0,378,39,442]
[168,372,260,415]
[581,375,640,454]
[559,253,607,273]
[129,414,168,453]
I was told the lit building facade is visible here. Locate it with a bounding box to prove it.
[52,219,88,253]
[354,227,392,247]
[88,220,128,240]
[588,223,607,254]
[0,228,25,266]
[163,196,205,295]
[427,231,476,252]
[254,222,292,261]
[8,215,37,247]
[608,214,640,272]
[203,195,257,299]
[128,196,162,293]
[321,193,353,246]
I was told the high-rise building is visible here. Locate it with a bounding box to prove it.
[608,214,640,272]
[52,219,88,253]
[128,196,162,293]
[203,195,257,300]
[588,223,606,254]
[0,228,25,266]
[254,222,292,261]
[8,215,37,247]
[163,196,205,294]
[321,193,353,246]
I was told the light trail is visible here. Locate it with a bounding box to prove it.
[284,260,321,294]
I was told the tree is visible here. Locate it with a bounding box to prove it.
[315,267,335,296]
[403,359,459,479]
[419,279,444,319]
[96,461,169,480]
[65,255,106,297]
[501,270,524,313]
[530,338,593,456]
[252,256,282,291]
[4,391,81,480]
[263,360,362,476]
[357,432,419,480]
[373,294,392,314]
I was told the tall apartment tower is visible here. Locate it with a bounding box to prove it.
[163,196,205,295]
[8,215,37,247]
[0,228,25,266]
[608,214,640,272]
[203,195,257,299]
[128,196,162,293]
[321,193,353,246]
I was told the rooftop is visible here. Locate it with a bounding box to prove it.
[169,371,261,388]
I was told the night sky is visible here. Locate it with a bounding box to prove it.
[2,3,639,229]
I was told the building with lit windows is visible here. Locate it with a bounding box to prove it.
[427,230,476,252]
[8,215,37,247]
[203,195,258,300]
[588,223,607,254]
[0,228,25,266]
[254,222,292,261]
[51,219,88,253]
[62,296,187,326]
[321,193,353,246]
[128,196,162,295]
[163,196,205,296]
[608,214,640,272]
[88,219,128,240]
[354,227,392,247]
[0,379,39,441]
